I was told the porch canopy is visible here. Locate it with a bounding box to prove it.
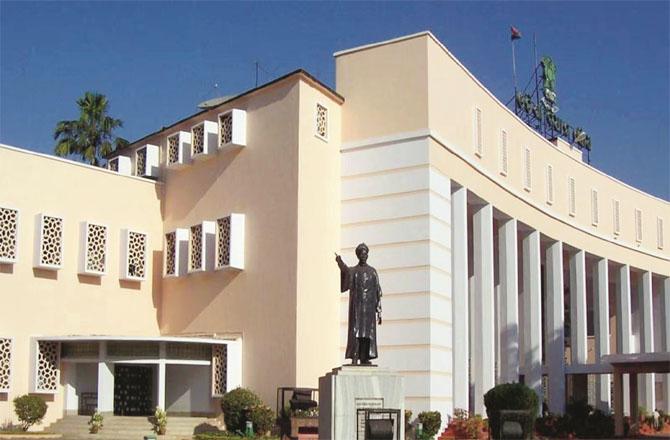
[601,352,670,437]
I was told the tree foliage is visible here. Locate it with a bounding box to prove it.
[53,92,128,166]
[13,394,47,431]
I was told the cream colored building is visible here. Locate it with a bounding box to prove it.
[0,32,668,430]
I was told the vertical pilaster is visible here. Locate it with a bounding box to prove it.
[451,186,469,412]
[522,230,542,408]
[546,240,565,414]
[616,265,633,415]
[661,277,670,412]
[498,218,519,384]
[639,271,655,410]
[158,342,167,410]
[570,250,588,364]
[593,257,611,412]
[97,341,114,414]
[473,203,494,415]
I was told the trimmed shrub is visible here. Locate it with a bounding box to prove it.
[483,383,538,439]
[417,411,441,439]
[221,388,262,433]
[13,394,48,431]
[248,404,275,436]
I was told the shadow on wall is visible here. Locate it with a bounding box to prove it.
[0,264,13,274]
[78,274,102,286]
[152,250,163,325]
[33,268,57,280]
[119,279,141,290]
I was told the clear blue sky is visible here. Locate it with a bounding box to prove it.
[1,1,668,199]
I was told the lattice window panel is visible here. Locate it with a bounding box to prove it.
[474,108,482,156]
[189,224,203,271]
[635,209,643,243]
[167,134,179,166]
[613,200,621,235]
[38,215,63,268]
[84,223,107,274]
[36,341,59,392]
[0,338,11,392]
[107,342,158,357]
[192,124,205,156]
[500,130,508,175]
[219,113,233,145]
[591,190,599,226]
[523,147,532,190]
[216,216,231,268]
[568,178,576,217]
[165,232,176,276]
[61,342,98,359]
[166,343,210,360]
[0,207,18,263]
[136,148,147,176]
[211,345,228,397]
[546,165,554,204]
[127,231,146,279]
[108,158,119,172]
[657,217,664,249]
[316,104,328,140]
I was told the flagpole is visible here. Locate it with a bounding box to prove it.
[511,37,518,95]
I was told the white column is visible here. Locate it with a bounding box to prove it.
[616,265,633,415]
[473,203,494,415]
[570,250,588,364]
[498,218,519,384]
[662,277,670,412]
[593,257,611,412]
[639,271,655,410]
[522,230,542,408]
[97,341,114,413]
[157,342,167,410]
[546,240,565,414]
[451,186,469,412]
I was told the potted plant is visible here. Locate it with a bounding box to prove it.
[153,407,167,435]
[88,410,104,434]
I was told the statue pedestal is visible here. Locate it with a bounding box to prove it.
[318,366,404,440]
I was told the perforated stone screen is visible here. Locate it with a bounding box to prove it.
[136,148,147,176]
[127,231,146,278]
[212,345,228,396]
[219,113,233,145]
[61,342,98,359]
[165,232,176,276]
[0,207,18,263]
[216,217,231,268]
[107,342,158,357]
[109,158,119,172]
[0,338,11,391]
[85,223,107,273]
[166,343,210,360]
[167,134,179,165]
[190,224,203,271]
[192,124,205,155]
[40,215,63,267]
[36,341,59,392]
[316,104,328,139]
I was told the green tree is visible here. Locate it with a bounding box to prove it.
[53,92,128,166]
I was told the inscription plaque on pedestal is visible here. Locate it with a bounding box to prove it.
[356,398,384,438]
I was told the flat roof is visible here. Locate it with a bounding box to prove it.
[36,335,237,345]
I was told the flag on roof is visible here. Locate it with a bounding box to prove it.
[511,26,522,41]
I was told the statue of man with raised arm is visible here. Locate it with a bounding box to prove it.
[335,243,382,365]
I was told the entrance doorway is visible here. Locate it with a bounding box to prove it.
[114,365,154,416]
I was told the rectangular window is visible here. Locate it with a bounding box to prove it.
[218,109,247,148]
[635,209,643,242]
[568,177,576,217]
[523,147,531,191]
[0,207,19,264]
[165,232,177,276]
[189,224,203,272]
[0,338,12,392]
[316,103,328,140]
[216,213,245,271]
[135,148,147,176]
[657,217,664,249]
[35,214,63,269]
[79,222,107,276]
[591,189,599,226]
[474,108,483,156]
[546,165,554,204]
[121,229,147,281]
[613,200,621,235]
[500,130,508,175]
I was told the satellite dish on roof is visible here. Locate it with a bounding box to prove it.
[198,95,235,110]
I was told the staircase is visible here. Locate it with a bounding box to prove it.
[45,415,222,440]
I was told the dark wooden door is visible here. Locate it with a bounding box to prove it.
[113,365,153,416]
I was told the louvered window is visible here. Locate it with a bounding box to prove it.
[474,108,483,156]
[591,190,599,226]
[500,130,508,175]
[523,147,531,190]
[568,177,576,216]
[546,165,554,204]
[657,217,664,249]
[613,200,621,235]
[635,209,643,243]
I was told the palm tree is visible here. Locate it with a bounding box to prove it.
[53,92,128,166]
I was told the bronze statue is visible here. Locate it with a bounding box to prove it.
[335,243,382,365]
